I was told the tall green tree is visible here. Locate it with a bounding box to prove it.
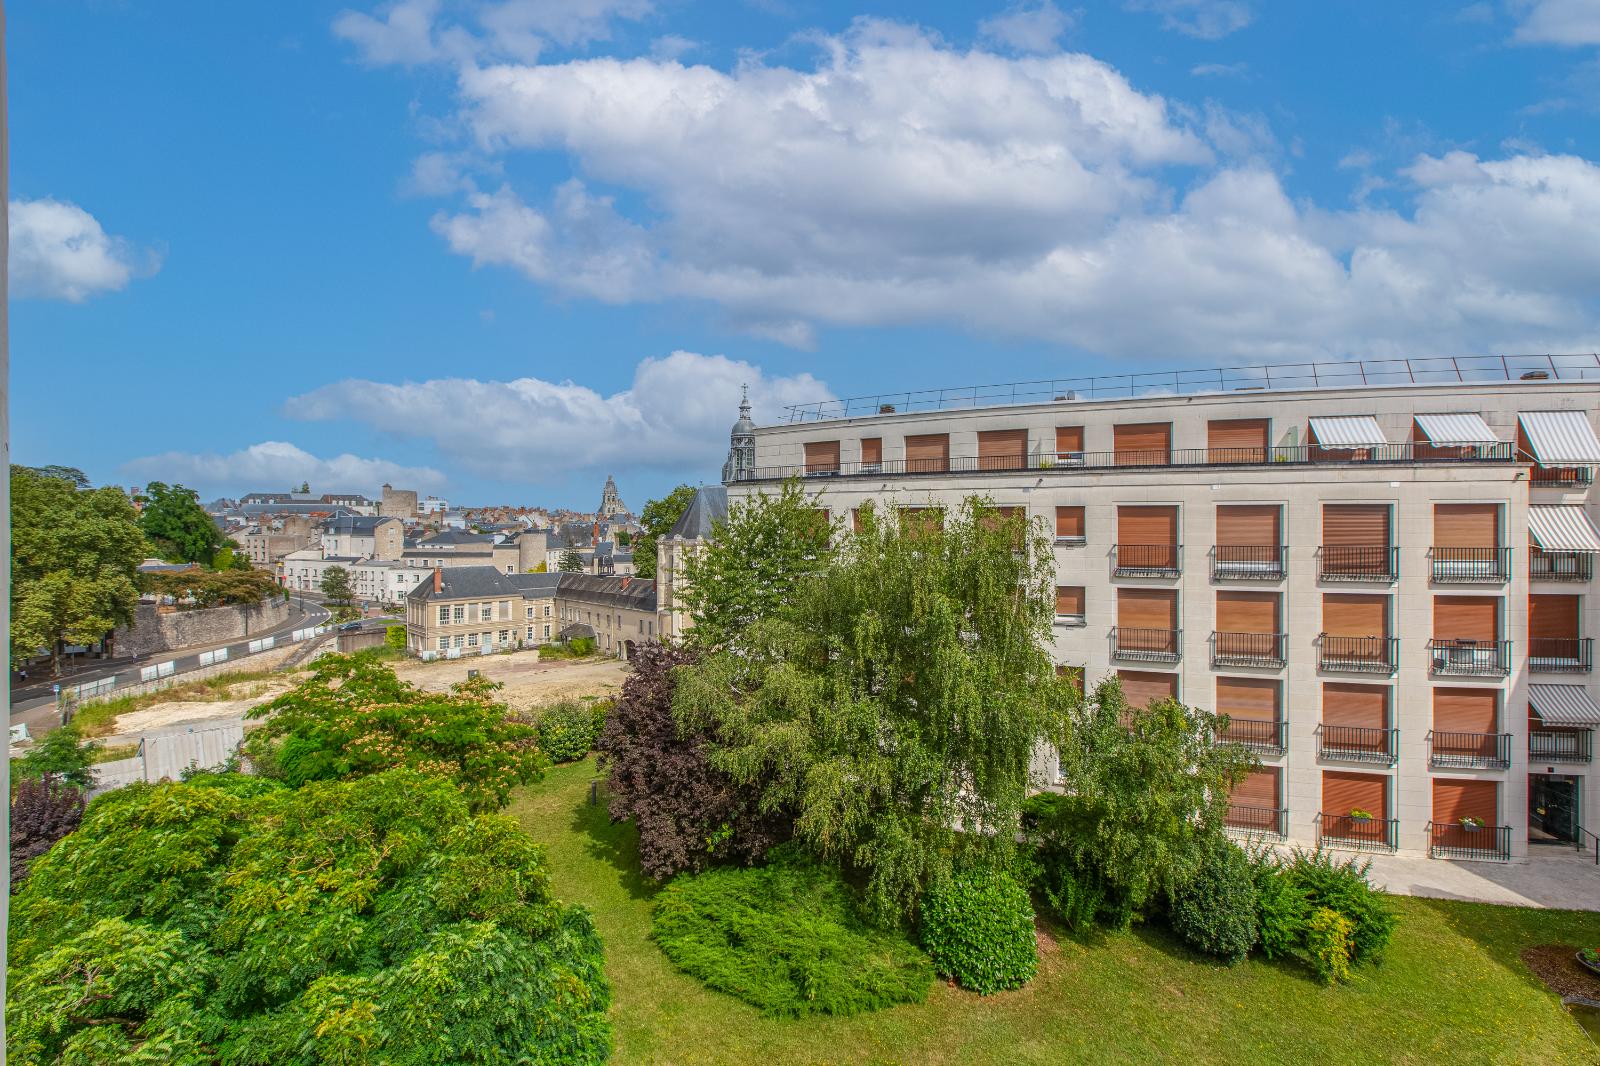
[320,564,355,607]
[673,498,1075,924]
[632,484,696,579]
[679,478,833,651]
[137,481,222,563]
[11,466,147,674]
[558,549,585,573]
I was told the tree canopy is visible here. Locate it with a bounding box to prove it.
[7,769,612,1064]
[137,481,223,564]
[679,479,833,651]
[141,567,278,608]
[632,484,696,580]
[242,653,546,812]
[319,564,354,607]
[672,498,1075,923]
[11,465,147,672]
[558,549,585,573]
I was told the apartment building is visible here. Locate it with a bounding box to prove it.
[321,515,404,560]
[403,567,657,659]
[724,357,1600,864]
[553,573,660,658]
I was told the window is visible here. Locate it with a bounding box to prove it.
[543,624,551,639]
[437,637,448,651]
[1055,586,1086,626]
[527,606,534,619]
[904,433,950,473]
[526,626,534,640]
[452,634,464,648]
[1055,426,1084,464]
[467,633,479,647]
[499,629,509,643]
[861,437,883,472]
[1206,419,1269,463]
[804,440,841,474]
[544,604,551,617]
[1113,422,1171,466]
[977,429,1028,471]
[480,604,492,621]
[1055,506,1086,543]
[452,606,465,624]
[438,605,449,624]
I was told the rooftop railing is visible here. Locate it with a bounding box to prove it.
[781,354,1600,423]
[747,441,1515,483]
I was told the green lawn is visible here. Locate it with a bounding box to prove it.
[509,758,1600,1066]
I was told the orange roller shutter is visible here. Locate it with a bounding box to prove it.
[1056,426,1084,456]
[1207,419,1269,462]
[1530,594,1580,641]
[1322,682,1388,730]
[904,434,949,473]
[1231,766,1280,808]
[1117,588,1177,630]
[978,429,1028,471]
[1434,504,1499,547]
[1322,594,1388,637]
[1118,669,1178,708]
[1216,505,1280,546]
[1113,422,1171,466]
[1432,778,1498,825]
[1217,590,1279,633]
[1433,687,1498,733]
[1323,504,1390,546]
[1055,506,1085,538]
[1056,586,1085,616]
[803,440,840,473]
[1117,505,1178,544]
[1433,596,1499,641]
[1216,676,1280,719]
[1323,770,1387,820]
[860,437,883,465]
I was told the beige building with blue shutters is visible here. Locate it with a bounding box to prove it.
[722,356,1600,865]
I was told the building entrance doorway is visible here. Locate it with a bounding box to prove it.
[1528,774,1582,845]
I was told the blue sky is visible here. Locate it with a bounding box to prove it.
[11,0,1600,509]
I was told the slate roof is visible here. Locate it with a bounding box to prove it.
[668,485,728,540]
[321,515,396,535]
[555,573,658,612]
[419,530,496,546]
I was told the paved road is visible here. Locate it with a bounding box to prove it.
[10,596,333,739]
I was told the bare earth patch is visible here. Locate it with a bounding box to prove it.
[391,651,629,709]
[101,682,294,741]
[1522,944,1600,1000]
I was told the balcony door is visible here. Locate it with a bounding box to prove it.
[1529,774,1582,845]
[1207,418,1269,464]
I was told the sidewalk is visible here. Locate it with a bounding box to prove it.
[1361,848,1600,911]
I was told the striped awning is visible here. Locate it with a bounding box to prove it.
[1519,411,1600,464]
[1529,684,1600,726]
[1529,505,1600,552]
[1308,415,1387,448]
[1414,412,1498,445]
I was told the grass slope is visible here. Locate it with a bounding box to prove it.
[509,758,1600,1066]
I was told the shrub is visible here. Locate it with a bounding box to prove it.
[651,847,933,1017]
[596,642,786,879]
[1304,907,1355,985]
[919,868,1037,994]
[537,699,608,764]
[8,769,612,1063]
[1168,836,1259,963]
[10,776,86,889]
[16,722,97,791]
[569,636,596,656]
[384,624,407,651]
[1282,848,1396,964]
[1246,849,1310,960]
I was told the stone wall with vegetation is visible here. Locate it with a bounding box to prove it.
[115,598,291,657]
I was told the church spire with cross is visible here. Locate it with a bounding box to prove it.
[721,385,756,483]
[598,474,627,519]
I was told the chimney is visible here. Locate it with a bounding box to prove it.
[621,576,631,590]
[433,566,442,594]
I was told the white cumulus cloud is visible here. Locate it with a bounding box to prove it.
[9,198,159,302]
[1512,0,1600,46]
[334,0,654,66]
[287,351,831,482]
[122,442,447,496]
[1124,0,1253,40]
[978,2,1076,54]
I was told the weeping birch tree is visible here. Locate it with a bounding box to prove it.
[672,497,1076,925]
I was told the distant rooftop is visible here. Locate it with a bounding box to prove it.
[781,354,1600,424]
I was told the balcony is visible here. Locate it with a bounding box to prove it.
[1212,545,1286,581]
[733,439,1518,483]
[1430,547,1510,584]
[1528,637,1594,673]
[1428,639,1511,677]
[1112,543,1181,577]
[1530,550,1594,582]
[1216,717,1287,755]
[1318,634,1398,674]
[1110,626,1181,663]
[1210,631,1287,668]
[1318,724,1399,764]
[1428,822,1512,862]
[1428,730,1512,770]
[1225,805,1287,840]
[1054,611,1087,628]
[1317,813,1399,852]
[1530,729,1593,764]
[1319,546,1399,583]
[1530,465,1595,487]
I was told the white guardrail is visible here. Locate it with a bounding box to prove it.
[72,624,332,704]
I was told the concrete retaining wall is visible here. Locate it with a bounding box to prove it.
[115,598,291,657]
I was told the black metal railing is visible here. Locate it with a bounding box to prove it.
[1212,544,1286,581]
[1530,729,1593,763]
[1112,543,1182,576]
[1110,626,1181,663]
[1428,730,1512,769]
[1318,724,1399,764]
[1211,631,1287,668]
[1318,635,1398,673]
[1429,822,1512,861]
[1528,637,1594,673]
[1317,813,1398,852]
[1217,717,1288,755]
[1428,638,1511,677]
[1430,547,1511,584]
[1530,465,1595,487]
[1225,805,1288,839]
[736,441,1517,482]
[1319,545,1399,582]
[1530,550,1594,582]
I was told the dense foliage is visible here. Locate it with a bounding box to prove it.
[917,869,1038,995]
[1168,837,1260,963]
[1028,677,1255,930]
[597,642,784,879]
[1280,849,1396,965]
[679,479,833,651]
[10,776,86,889]
[7,769,612,1063]
[559,549,585,573]
[15,722,98,791]
[632,483,696,580]
[651,846,933,1017]
[536,699,608,763]
[141,567,279,607]
[242,653,544,811]
[137,480,223,564]
[319,564,355,609]
[1236,847,1395,984]
[11,465,146,673]
[674,498,1074,923]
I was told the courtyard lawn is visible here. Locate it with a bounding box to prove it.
[508,758,1600,1066]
